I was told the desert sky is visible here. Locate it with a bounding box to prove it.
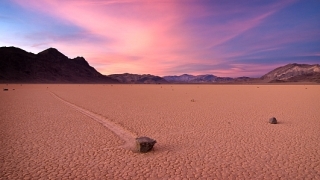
[1,0,320,76]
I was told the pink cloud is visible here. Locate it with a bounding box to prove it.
[12,0,299,76]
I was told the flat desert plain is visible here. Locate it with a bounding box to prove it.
[1,84,319,179]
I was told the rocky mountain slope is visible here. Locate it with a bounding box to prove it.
[108,73,168,84]
[261,63,320,83]
[0,47,118,83]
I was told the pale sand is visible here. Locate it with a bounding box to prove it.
[1,84,319,179]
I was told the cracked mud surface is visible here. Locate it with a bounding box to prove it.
[49,91,137,151]
[1,84,319,179]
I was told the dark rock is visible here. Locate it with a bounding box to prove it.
[136,137,157,153]
[269,117,277,124]
[3,88,8,91]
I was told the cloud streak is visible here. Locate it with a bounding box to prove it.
[3,0,320,77]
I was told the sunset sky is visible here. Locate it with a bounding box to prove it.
[1,0,320,77]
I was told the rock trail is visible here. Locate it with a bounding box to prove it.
[49,91,137,151]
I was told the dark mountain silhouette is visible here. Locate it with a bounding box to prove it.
[261,63,320,83]
[0,46,118,83]
[108,73,168,84]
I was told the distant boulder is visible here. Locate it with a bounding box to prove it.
[269,117,277,124]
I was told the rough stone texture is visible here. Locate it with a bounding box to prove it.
[136,137,157,153]
[269,117,277,124]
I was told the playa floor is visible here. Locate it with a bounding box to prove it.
[1,84,319,179]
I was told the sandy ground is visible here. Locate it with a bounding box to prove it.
[1,84,319,179]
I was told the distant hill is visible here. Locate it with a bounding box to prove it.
[108,73,168,84]
[261,63,320,83]
[163,74,251,83]
[163,74,217,83]
[0,46,118,83]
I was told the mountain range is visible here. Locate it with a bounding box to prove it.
[108,73,167,84]
[163,74,253,83]
[1,46,319,83]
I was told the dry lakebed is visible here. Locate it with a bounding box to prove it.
[1,84,319,179]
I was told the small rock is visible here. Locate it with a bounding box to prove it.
[269,117,277,124]
[3,88,8,91]
[191,99,195,102]
[136,137,157,153]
